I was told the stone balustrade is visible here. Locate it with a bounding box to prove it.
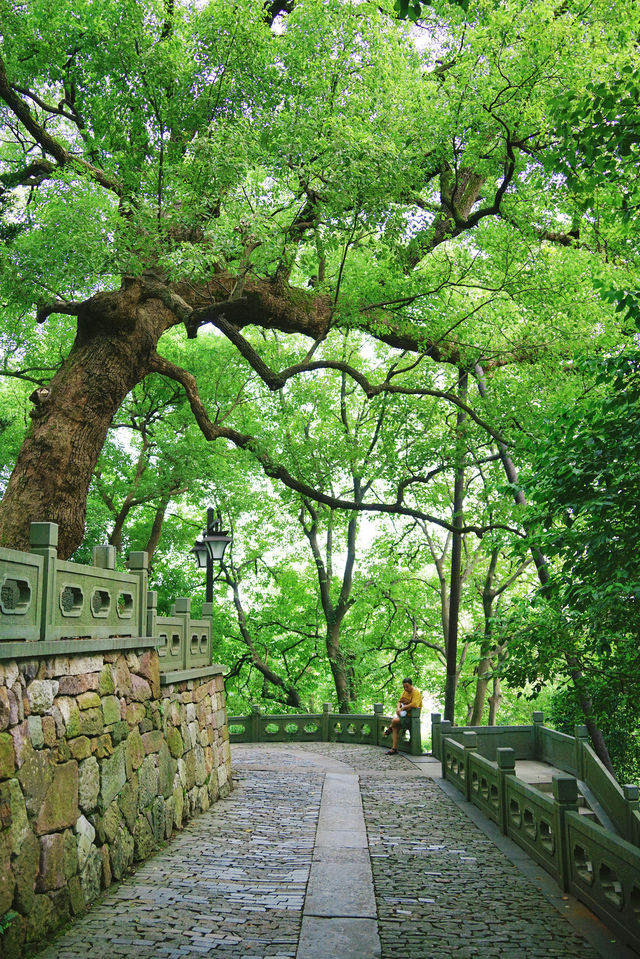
[432,713,640,954]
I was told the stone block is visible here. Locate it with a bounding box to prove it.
[0,730,16,779]
[173,786,184,829]
[79,707,103,737]
[56,697,82,739]
[118,778,138,832]
[111,720,129,745]
[52,739,71,764]
[25,891,56,945]
[8,687,21,725]
[125,730,145,777]
[158,743,176,798]
[69,736,92,761]
[27,680,59,715]
[28,715,44,749]
[78,756,100,813]
[98,665,115,696]
[109,825,134,880]
[0,686,10,731]
[91,734,113,759]
[41,715,57,747]
[125,652,140,671]
[100,744,126,809]
[194,682,210,703]
[0,829,15,913]
[74,815,96,870]
[166,727,184,759]
[68,874,85,916]
[10,722,30,769]
[0,778,29,853]
[18,747,53,817]
[194,745,207,787]
[101,802,124,844]
[133,813,155,860]
[67,655,103,677]
[138,651,160,698]
[35,761,79,835]
[149,796,165,842]
[113,657,132,697]
[37,832,66,891]
[13,829,38,914]
[142,730,164,755]
[0,661,19,688]
[125,702,146,727]
[80,846,102,904]
[138,755,159,808]
[100,843,111,889]
[57,673,98,696]
[164,796,175,839]
[78,691,101,711]
[101,695,121,726]
[130,675,152,702]
[63,827,78,879]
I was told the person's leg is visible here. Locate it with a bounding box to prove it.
[386,716,400,753]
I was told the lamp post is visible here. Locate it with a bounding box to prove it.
[191,507,232,603]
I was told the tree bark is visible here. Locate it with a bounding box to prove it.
[0,282,176,557]
[444,370,468,723]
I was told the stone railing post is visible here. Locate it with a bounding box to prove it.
[431,713,442,760]
[409,709,422,756]
[439,719,452,778]
[462,731,477,801]
[553,774,578,891]
[373,703,383,747]
[146,590,158,638]
[532,710,544,759]
[174,597,191,670]
[92,544,116,570]
[574,724,589,780]
[29,522,58,642]
[623,784,639,845]
[251,704,261,742]
[321,703,330,741]
[127,550,149,638]
[496,747,516,834]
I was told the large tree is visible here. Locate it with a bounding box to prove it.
[1,0,634,557]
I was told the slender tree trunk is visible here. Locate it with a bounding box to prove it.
[444,370,468,723]
[473,363,615,773]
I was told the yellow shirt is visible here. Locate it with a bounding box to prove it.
[400,687,422,710]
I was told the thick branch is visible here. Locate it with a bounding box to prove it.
[148,352,523,538]
[0,54,122,196]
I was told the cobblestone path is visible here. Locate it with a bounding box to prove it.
[35,743,616,959]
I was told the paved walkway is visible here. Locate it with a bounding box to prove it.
[36,743,635,959]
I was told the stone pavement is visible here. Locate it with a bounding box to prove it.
[33,743,635,959]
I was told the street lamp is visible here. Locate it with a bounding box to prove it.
[191,507,232,603]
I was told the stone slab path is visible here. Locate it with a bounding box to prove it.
[33,743,635,959]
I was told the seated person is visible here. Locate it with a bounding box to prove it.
[384,677,422,755]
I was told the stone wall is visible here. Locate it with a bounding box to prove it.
[0,648,231,958]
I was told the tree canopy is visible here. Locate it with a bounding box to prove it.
[1,0,639,775]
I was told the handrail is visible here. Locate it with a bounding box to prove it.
[436,718,640,954]
[0,522,213,674]
[228,703,423,755]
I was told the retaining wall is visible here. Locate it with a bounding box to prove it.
[0,648,231,958]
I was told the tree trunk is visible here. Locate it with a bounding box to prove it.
[0,282,174,558]
[326,621,352,713]
[444,370,468,723]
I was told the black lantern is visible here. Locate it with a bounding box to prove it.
[191,508,231,601]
